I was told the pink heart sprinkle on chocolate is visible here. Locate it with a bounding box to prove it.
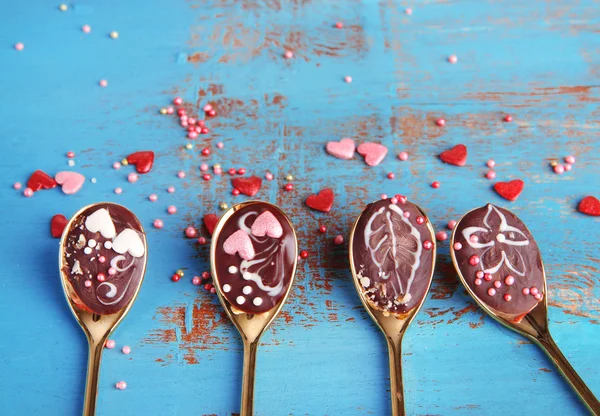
[251,211,283,238]
[223,230,255,260]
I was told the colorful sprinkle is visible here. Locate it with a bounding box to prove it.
[153,219,164,229]
[565,155,576,164]
[114,187,122,194]
[82,25,91,33]
[149,194,157,202]
[453,242,462,250]
[122,346,131,354]
[185,227,197,238]
[99,79,108,87]
[448,55,458,64]
[398,151,408,161]
[105,340,116,349]
[435,231,448,241]
[487,288,496,296]
[167,205,177,215]
[115,381,127,390]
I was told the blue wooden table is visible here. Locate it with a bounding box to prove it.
[1,0,599,415]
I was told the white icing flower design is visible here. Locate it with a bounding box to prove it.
[462,204,529,276]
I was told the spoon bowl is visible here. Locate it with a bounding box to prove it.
[59,202,147,416]
[450,204,600,414]
[349,198,436,416]
[210,200,298,416]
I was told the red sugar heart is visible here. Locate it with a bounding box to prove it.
[494,180,524,201]
[203,214,219,235]
[232,176,262,196]
[27,170,57,192]
[306,188,335,212]
[51,214,68,238]
[126,151,155,174]
[439,144,467,166]
[578,196,600,216]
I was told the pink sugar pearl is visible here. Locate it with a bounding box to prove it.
[167,205,177,214]
[265,172,274,180]
[153,219,164,229]
[13,182,22,190]
[200,163,209,172]
[453,242,462,250]
[217,142,224,149]
[284,50,294,59]
[398,151,408,161]
[405,8,412,15]
[116,381,127,390]
[84,280,92,288]
[105,339,116,349]
[167,186,175,193]
[565,155,576,164]
[203,104,212,112]
[487,159,496,168]
[108,267,117,276]
[448,55,458,64]
[197,237,207,245]
[114,187,123,194]
[14,42,24,51]
[82,25,91,33]
[564,163,572,171]
[554,164,565,174]
[192,276,201,285]
[486,171,496,180]
[447,220,457,230]
[113,162,121,169]
[344,76,352,83]
[122,346,131,355]
[435,231,448,241]
[185,227,197,238]
[23,188,34,197]
[334,235,344,245]
[148,194,157,202]
[436,118,445,126]
[188,131,198,139]
[177,171,186,178]
[128,173,138,183]
[99,79,108,87]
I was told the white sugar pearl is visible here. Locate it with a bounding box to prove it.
[223,284,231,293]
[228,266,238,274]
[83,247,92,255]
[88,239,97,248]
[104,241,112,249]
[253,297,263,306]
[236,296,245,305]
[242,286,252,295]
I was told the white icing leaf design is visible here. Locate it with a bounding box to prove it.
[363,204,422,301]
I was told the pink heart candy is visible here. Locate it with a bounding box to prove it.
[357,142,388,166]
[251,211,283,238]
[55,171,85,195]
[223,230,255,260]
[326,138,356,160]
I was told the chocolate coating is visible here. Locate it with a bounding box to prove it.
[351,199,435,314]
[62,203,146,315]
[214,202,296,314]
[452,204,544,316]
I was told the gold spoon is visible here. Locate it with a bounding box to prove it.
[59,202,147,416]
[210,200,298,416]
[349,197,436,416]
[450,203,600,414]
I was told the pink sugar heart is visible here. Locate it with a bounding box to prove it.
[55,171,85,195]
[223,230,255,260]
[251,211,283,238]
[326,138,356,160]
[357,142,388,166]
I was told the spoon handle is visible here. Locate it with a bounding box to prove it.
[240,339,259,416]
[83,339,105,416]
[538,334,600,415]
[386,337,406,416]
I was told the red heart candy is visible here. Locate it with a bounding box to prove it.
[51,214,68,238]
[306,188,335,212]
[494,180,524,201]
[203,214,219,235]
[27,170,57,192]
[439,144,467,166]
[127,151,155,174]
[578,196,600,216]
[232,176,262,196]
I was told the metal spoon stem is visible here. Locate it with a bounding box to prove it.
[386,336,406,416]
[83,336,106,416]
[536,334,600,414]
[241,339,259,416]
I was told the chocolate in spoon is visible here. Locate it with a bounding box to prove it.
[450,203,600,414]
[59,203,147,416]
[210,201,298,416]
[349,197,436,416]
